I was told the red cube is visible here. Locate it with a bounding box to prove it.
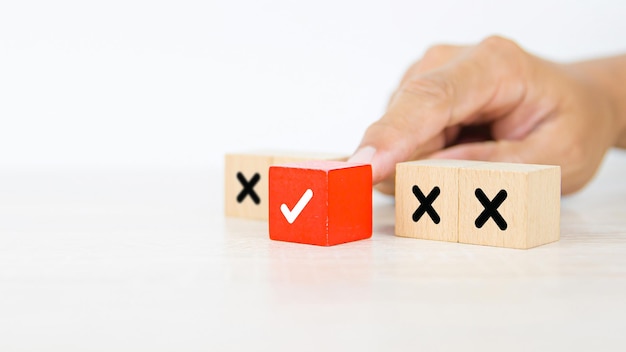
[269,161,372,246]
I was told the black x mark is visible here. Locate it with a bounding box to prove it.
[474,188,507,230]
[412,185,441,224]
[236,172,261,205]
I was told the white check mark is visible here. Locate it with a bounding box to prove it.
[280,189,313,224]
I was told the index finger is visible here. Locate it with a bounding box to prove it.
[351,36,529,184]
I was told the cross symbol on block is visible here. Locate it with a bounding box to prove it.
[412,185,441,224]
[236,172,261,205]
[474,188,508,230]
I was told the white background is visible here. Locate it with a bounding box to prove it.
[2,4,626,349]
[1,0,625,169]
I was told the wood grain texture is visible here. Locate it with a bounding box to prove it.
[395,160,482,242]
[458,162,561,249]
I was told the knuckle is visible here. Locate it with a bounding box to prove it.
[477,35,526,62]
[474,35,528,75]
[479,35,520,53]
[417,44,458,71]
[423,44,451,62]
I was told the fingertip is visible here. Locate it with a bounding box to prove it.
[370,148,398,185]
[348,146,387,185]
[374,179,395,195]
[348,146,376,164]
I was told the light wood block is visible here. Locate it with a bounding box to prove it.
[395,160,482,242]
[458,162,561,249]
[224,153,273,220]
[224,152,346,220]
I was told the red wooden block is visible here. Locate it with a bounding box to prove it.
[269,161,372,246]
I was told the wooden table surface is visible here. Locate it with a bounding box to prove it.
[1,150,625,351]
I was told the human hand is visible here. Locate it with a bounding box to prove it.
[349,36,625,195]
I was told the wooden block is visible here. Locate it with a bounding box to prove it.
[271,151,347,164]
[269,161,372,246]
[224,152,347,220]
[458,162,560,249]
[395,160,482,242]
[224,153,273,220]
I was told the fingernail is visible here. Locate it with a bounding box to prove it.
[348,146,376,164]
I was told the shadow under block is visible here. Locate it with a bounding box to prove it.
[395,160,482,242]
[458,162,561,249]
[224,152,346,220]
[269,161,372,246]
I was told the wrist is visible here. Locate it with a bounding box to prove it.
[568,56,626,148]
